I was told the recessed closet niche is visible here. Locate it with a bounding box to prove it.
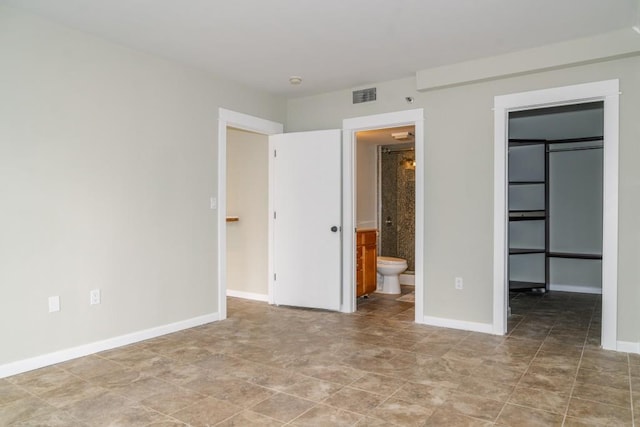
[508,102,603,294]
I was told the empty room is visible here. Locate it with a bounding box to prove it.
[1,1,640,425]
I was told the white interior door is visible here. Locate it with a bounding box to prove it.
[270,129,342,310]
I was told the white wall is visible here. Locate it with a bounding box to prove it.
[356,141,378,228]
[226,128,269,297]
[287,54,640,345]
[0,6,285,367]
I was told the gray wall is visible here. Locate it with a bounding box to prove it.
[0,6,285,365]
[287,56,640,344]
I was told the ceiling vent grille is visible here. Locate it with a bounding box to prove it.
[352,87,376,104]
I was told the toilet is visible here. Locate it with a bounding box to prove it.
[376,256,408,294]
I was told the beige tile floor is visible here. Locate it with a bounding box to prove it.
[1,288,638,426]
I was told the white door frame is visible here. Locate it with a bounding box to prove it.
[217,108,283,320]
[343,109,425,322]
[493,80,619,349]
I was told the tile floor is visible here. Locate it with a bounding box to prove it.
[1,288,638,426]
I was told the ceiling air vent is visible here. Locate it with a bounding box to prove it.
[352,87,376,104]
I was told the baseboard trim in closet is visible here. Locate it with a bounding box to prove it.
[548,284,602,294]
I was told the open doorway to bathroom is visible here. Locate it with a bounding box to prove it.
[354,126,415,320]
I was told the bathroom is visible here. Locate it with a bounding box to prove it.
[355,126,416,308]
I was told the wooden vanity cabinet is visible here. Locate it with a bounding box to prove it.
[356,229,377,297]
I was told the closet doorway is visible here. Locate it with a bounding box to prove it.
[493,79,620,350]
[506,102,604,343]
[226,127,270,303]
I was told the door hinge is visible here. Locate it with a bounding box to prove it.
[274,273,276,281]
[273,211,277,219]
[274,149,277,158]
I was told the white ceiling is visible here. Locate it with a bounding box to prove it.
[2,0,637,97]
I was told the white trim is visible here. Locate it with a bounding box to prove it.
[493,80,619,350]
[549,284,602,295]
[400,274,415,285]
[217,109,283,320]
[422,316,494,335]
[493,101,508,336]
[344,109,424,130]
[219,109,283,135]
[342,109,425,322]
[617,341,640,354]
[601,91,620,351]
[0,312,219,379]
[226,289,269,302]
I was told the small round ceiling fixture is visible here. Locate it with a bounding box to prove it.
[289,76,303,85]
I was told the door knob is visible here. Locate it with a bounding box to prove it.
[385,216,393,226]
[330,226,339,232]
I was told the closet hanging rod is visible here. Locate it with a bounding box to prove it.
[509,135,603,144]
[547,146,603,153]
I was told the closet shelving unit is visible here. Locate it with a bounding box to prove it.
[508,135,603,292]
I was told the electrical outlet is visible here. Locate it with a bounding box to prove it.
[90,289,101,305]
[455,277,463,290]
[48,296,60,312]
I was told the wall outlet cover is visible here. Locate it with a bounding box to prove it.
[48,296,60,312]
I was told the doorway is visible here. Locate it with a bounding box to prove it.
[217,109,283,320]
[218,110,342,315]
[354,126,416,317]
[343,109,425,321]
[493,80,620,350]
[225,127,270,302]
[506,102,604,344]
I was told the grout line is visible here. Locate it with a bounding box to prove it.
[559,294,597,426]
[494,322,550,420]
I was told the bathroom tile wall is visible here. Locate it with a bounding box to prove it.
[380,149,416,271]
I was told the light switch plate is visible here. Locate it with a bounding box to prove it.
[90,289,101,305]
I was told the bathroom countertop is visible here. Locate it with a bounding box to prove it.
[356,228,378,232]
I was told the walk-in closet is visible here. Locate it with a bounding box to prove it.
[507,102,604,297]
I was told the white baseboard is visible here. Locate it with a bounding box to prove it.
[617,340,640,354]
[420,316,494,335]
[0,312,219,379]
[399,274,415,285]
[549,284,602,294]
[226,289,269,302]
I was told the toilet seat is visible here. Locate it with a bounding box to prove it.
[377,256,407,265]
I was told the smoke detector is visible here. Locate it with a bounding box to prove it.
[289,76,303,85]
